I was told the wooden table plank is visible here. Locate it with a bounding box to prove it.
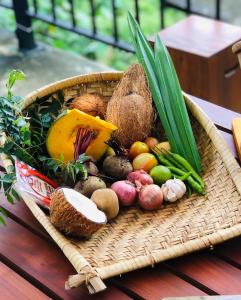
[0,213,210,300]
[0,261,51,300]
[165,252,241,294]
[190,95,241,132]
[0,193,50,241]
[112,267,207,300]
[0,218,131,300]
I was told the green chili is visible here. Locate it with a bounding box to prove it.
[162,151,184,170]
[166,151,204,188]
[152,150,173,167]
[168,166,184,176]
[176,171,192,181]
[187,185,192,197]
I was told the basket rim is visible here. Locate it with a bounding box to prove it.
[1,71,241,292]
[23,71,123,109]
[232,40,241,54]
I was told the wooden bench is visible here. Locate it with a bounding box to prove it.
[0,261,50,300]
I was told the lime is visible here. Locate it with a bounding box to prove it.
[149,165,172,186]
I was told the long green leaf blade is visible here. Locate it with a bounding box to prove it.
[127,12,202,172]
[155,35,201,171]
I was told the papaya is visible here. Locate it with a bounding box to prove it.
[46,109,117,162]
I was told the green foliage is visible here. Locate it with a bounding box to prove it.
[6,70,25,99]
[26,90,66,163]
[2,1,184,70]
[39,154,89,186]
[0,70,30,224]
[0,70,88,224]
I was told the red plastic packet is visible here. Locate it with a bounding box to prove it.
[14,158,58,209]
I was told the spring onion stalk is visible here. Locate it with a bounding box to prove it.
[127,12,202,172]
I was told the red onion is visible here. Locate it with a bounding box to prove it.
[138,184,164,211]
[111,180,137,206]
[127,170,153,186]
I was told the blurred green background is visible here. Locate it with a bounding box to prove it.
[0,0,185,70]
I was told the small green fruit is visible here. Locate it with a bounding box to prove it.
[149,165,172,186]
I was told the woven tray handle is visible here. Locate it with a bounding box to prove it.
[14,185,106,294]
[232,40,241,68]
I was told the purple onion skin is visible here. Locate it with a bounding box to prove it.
[111,180,137,206]
[138,184,163,211]
[127,170,153,186]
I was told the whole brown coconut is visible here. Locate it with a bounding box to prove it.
[106,64,154,147]
[70,93,106,119]
[50,188,106,237]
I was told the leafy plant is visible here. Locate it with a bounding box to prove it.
[0,70,88,224]
[39,154,89,185]
[21,1,185,70]
[128,12,202,172]
[0,70,29,224]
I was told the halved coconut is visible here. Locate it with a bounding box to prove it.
[50,188,107,237]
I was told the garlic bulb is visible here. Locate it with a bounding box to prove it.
[162,179,186,202]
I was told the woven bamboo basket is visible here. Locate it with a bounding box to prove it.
[2,72,241,294]
[233,40,241,67]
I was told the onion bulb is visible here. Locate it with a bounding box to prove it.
[127,170,153,186]
[111,180,137,206]
[138,184,164,210]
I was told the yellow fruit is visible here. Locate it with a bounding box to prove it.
[156,141,171,152]
[46,109,117,162]
[129,141,150,159]
[132,153,158,172]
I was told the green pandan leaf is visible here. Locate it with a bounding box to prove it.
[127,12,202,172]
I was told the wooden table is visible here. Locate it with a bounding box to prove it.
[1,95,241,300]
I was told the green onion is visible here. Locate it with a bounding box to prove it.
[127,12,202,172]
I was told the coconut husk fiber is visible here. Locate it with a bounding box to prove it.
[70,93,106,119]
[106,64,154,147]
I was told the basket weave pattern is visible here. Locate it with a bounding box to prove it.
[69,120,241,269]
[3,73,241,293]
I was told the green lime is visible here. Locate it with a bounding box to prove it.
[149,165,172,186]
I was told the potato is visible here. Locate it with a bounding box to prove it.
[91,188,119,220]
[103,156,133,180]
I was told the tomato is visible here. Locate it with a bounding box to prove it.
[145,137,159,149]
[129,141,149,159]
[132,153,158,172]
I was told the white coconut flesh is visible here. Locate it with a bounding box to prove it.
[62,188,107,224]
